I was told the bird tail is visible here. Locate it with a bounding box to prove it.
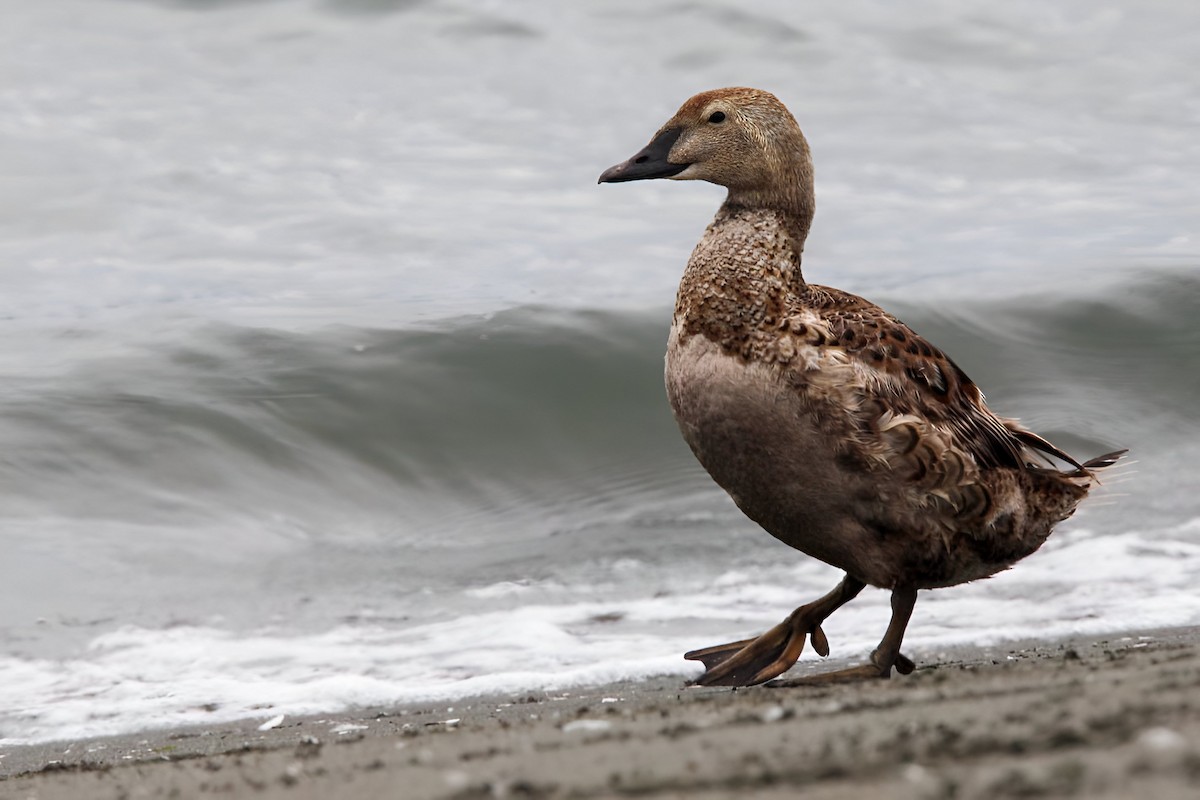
[1065,448,1129,479]
[1009,423,1128,482]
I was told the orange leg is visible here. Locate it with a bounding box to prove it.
[772,585,918,686]
[685,575,865,686]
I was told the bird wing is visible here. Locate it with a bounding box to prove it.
[799,285,1075,474]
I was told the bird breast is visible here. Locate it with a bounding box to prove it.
[665,324,897,581]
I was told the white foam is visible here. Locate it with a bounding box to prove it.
[3,522,1198,746]
[0,604,689,745]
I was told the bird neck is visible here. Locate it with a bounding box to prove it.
[673,206,807,345]
[720,195,813,264]
[720,141,816,260]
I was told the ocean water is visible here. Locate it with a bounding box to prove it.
[1,0,1198,745]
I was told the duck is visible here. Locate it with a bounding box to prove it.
[598,87,1126,687]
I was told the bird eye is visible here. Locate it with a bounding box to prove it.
[708,111,726,124]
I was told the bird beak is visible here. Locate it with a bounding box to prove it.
[598,127,688,183]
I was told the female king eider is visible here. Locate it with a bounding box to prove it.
[599,87,1125,686]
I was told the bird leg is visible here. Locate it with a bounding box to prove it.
[685,575,866,686]
[771,586,918,686]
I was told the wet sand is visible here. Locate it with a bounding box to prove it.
[4,628,1199,799]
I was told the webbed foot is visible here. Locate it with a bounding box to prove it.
[684,576,864,687]
[685,620,831,686]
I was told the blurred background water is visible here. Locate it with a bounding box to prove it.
[1,0,1198,744]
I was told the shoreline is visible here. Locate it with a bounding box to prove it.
[4,626,1200,798]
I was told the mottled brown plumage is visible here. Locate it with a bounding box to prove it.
[600,87,1126,686]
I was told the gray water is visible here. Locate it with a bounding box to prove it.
[1,0,1198,744]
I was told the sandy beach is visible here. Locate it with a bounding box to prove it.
[4,627,1198,799]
